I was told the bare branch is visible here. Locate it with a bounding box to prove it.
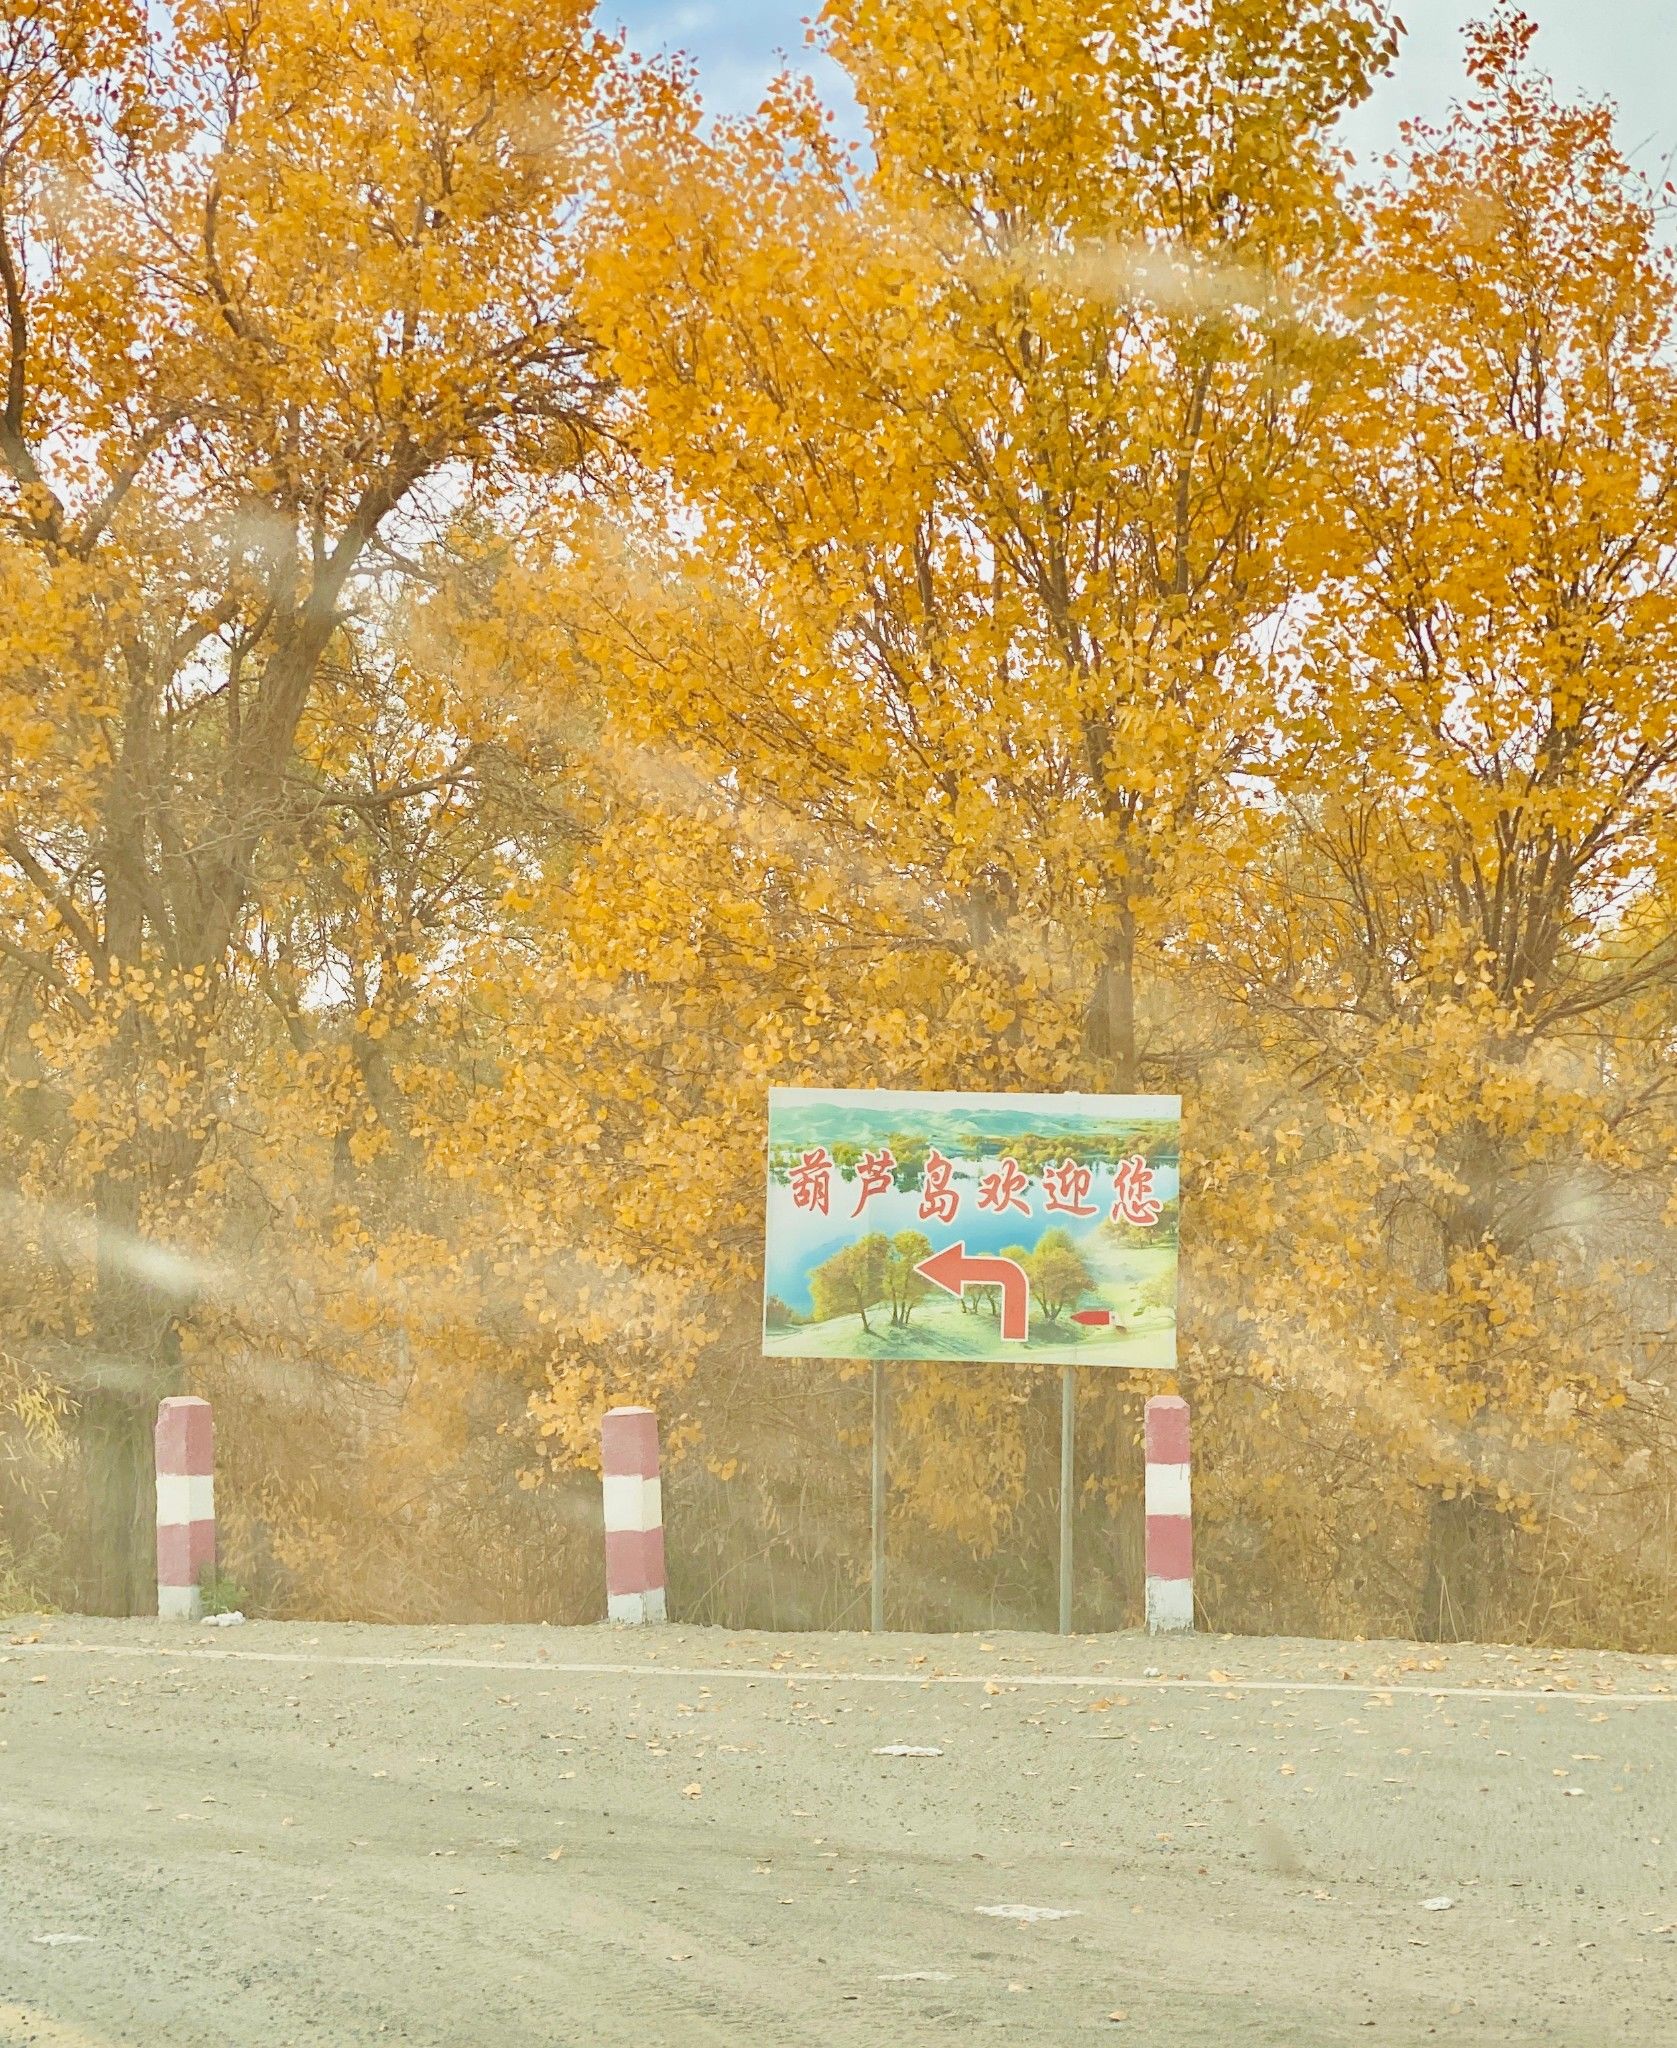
[0,831,103,970]
[0,928,90,1017]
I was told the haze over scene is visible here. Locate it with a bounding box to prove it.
[7,0,1675,1678]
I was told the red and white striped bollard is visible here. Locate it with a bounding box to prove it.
[155,1395,214,1621]
[1144,1393,1193,1633]
[602,1405,666,1624]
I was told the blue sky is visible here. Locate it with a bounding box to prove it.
[601,3,1677,172]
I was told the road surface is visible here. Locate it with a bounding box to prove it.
[3,1618,1675,2044]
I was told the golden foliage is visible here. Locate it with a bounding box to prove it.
[2,3,1675,1642]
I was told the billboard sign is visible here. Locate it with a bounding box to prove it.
[763,1088,1180,1367]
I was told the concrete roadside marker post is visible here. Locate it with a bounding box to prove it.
[1144,1393,1193,1633]
[602,1405,666,1623]
[155,1396,214,1621]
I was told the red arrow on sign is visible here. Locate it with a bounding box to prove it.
[914,1242,1031,1342]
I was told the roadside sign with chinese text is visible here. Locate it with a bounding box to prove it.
[763,1088,1180,1367]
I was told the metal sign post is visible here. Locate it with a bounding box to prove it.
[871,1360,886,1632]
[1058,1363,1076,1634]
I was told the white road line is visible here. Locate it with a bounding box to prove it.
[8,1640,1675,1706]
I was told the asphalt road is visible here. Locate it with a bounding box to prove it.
[3,1619,1674,2045]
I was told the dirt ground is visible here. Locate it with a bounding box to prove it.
[2,1618,1674,2046]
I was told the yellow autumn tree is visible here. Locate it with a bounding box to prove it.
[502,3,1677,1643]
[498,0,1400,1562]
[1196,12,1677,1638]
[0,0,637,1607]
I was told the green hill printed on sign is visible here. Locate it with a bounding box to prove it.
[762,1088,1180,1369]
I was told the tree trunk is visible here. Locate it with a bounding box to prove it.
[1416,1490,1515,1643]
[1085,909,1138,1090]
[83,1162,180,1615]
[80,1384,158,1616]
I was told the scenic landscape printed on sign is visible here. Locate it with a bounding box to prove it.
[762,1088,1180,1367]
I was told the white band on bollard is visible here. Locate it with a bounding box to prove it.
[1144,1394,1193,1633]
[602,1405,666,1624]
[155,1396,214,1621]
